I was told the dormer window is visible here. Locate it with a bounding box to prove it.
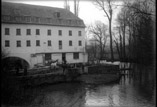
[34,17,39,23]
[57,12,60,18]
[25,16,31,22]
[54,12,60,18]
[15,16,21,22]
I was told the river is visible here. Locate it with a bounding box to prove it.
[2,63,156,107]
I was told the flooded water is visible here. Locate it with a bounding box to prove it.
[2,63,156,107]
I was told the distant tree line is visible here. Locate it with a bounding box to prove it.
[86,0,155,65]
[94,0,115,62]
[115,0,155,65]
[87,21,108,62]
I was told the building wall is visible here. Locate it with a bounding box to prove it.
[66,53,87,64]
[2,23,88,68]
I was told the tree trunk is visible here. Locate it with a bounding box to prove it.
[123,24,126,61]
[109,18,114,62]
[119,28,123,61]
[114,40,121,60]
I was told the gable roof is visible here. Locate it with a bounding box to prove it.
[2,2,85,27]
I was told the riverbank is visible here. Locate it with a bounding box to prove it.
[1,64,121,105]
[18,64,120,86]
[2,63,155,107]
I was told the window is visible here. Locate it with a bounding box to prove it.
[48,40,51,46]
[55,12,60,18]
[16,29,21,35]
[26,29,31,35]
[15,16,21,22]
[78,31,82,36]
[59,40,62,49]
[36,29,40,35]
[57,12,60,18]
[58,30,62,36]
[45,53,51,61]
[34,17,39,23]
[69,40,72,46]
[69,30,72,36]
[26,40,31,47]
[5,28,10,35]
[47,29,51,36]
[25,16,31,22]
[73,53,79,59]
[79,41,82,46]
[36,40,40,46]
[5,40,10,47]
[17,41,21,47]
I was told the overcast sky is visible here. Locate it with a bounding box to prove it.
[2,0,123,26]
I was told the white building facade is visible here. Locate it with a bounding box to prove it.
[2,2,88,68]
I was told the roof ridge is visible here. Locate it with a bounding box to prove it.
[2,1,85,27]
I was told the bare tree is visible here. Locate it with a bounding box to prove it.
[74,0,80,16]
[116,0,155,64]
[113,27,123,60]
[94,0,115,62]
[124,0,155,16]
[88,21,108,61]
[112,33,120,60]
[64,0,70,11]
[116,6,129,61]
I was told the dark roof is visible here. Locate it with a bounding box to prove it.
[2,2,85,27]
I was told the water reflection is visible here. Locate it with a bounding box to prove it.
[23,83,86,107]
[84,63,155,107]
[3,64,155,107]
[85,84,120,107]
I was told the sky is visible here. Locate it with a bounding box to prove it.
[2,0,123,26]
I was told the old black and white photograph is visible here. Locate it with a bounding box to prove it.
[1,0,156,107]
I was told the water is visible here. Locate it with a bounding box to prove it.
[2,63,156,107]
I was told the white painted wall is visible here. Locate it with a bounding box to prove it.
[2,23,88,68]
